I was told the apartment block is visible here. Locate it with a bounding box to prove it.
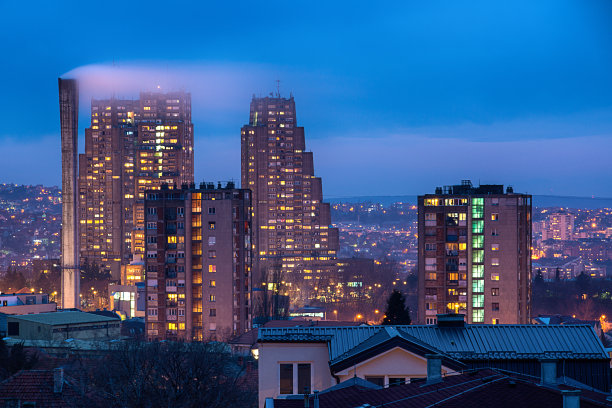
[144,183,252,341]
[418,181,531,325]
[78,91,193,280]
[241,94,339,305]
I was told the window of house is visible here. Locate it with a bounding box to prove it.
[208,265,216,273]
[209,280,216,287]
[208,207,216,215]
[208,250,216,259]
[491,288,500,296]
[209,295,216,302]
[208,236,216,246]
[365,376,385,387]
[209,309,216,317]
[491,213,499,221]
[491,244,499,251]
[297,364,311,394]
[492,303,500,311]
[491,273,500,281]
[209,221,216,230]
[279,364,293,394]
[491,258,499,266]
[389,377,406,386]
[425,243,436,251]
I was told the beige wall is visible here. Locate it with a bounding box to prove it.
[336,347,451,384]
[258,342,332,408]
[258,343,455,407]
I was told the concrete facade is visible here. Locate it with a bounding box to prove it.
[144,183,252,341]
[418,181,532,325]
[241,95,339,306]
[58,78,80,309]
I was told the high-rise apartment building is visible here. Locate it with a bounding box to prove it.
[418,181,531,325]
[144,183,252,341]
[78,92,193,280]
[241,95,339,305]
[543,211,575,241]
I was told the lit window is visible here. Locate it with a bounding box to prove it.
[208,265,216,273]
[209,280,216,287]
[491,213,499,221]
[491,273,500,281]
[491,288,500,296]
[491,258,499,266]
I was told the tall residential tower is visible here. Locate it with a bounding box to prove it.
[78,91,194,280]
[241,95,339,306]
[417,181,531,325]
[144,183,252,341]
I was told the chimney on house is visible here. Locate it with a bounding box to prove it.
[539,359,557,385]
[562,390,581,408]
[53,367,64,393]
[425,354,443,384]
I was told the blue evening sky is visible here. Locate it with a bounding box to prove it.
[1,0,611,197]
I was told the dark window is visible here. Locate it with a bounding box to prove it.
[365,376,384,387]
[297,363,311,395]
[208,207,216,215]
[209,309,216,317]
[491,288,500,296]
[279,364,293,394]
[389,377,406,386]
[7,322,19,336]
[492,303,500,311]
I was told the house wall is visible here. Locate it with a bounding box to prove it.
[258,342,332,408]
[335,347,451,385]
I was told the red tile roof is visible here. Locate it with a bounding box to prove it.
[0,370,97,407]
[271,369,611,408]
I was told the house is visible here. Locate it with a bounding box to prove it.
[0,368,103,407]
[257,314,610,407]
[266,362,612,408]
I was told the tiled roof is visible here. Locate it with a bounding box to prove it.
[0,370,95,407]
[271,369,611,408]
[258,324,608,361]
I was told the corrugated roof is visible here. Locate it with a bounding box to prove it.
[258,324,608,361]
[7,311,119,326]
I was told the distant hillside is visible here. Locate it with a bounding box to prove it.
[326,194,612,209]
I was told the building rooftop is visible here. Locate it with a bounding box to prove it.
[7,311,119,326]
[269,368,612,408]
[258,323,608,361]
[423,180,520,196]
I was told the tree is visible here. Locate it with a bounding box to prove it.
[575,271,591,295]
[382,289,411,325]
[89,341,257,408]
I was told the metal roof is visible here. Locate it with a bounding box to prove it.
[258,324,608,361]
[7,311,119,326]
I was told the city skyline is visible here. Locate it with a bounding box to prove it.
[1,1,612,197]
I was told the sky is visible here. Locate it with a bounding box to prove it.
[1,0,611,197]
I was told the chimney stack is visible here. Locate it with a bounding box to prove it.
[53,368,64,393]
[562,390,581,408]
[425,354,443,384]
[540,359,557,385]
[58,78,80,309]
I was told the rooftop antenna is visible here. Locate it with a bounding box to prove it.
[276,79,281,97]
